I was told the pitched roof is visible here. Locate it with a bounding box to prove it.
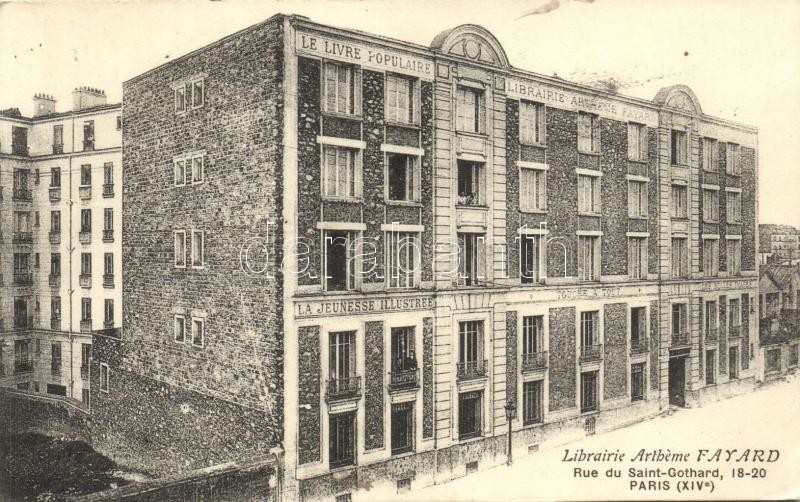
[762,264,800,290]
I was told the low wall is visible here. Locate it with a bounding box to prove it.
[0,388,90,441]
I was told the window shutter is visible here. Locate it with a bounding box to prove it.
[353,67,362,116]
[477,92,486,134]
[592,118,601,153]
[593,178,601,212]
[627,124,636,160]
[537,104,546,144]
[628,182,636,217]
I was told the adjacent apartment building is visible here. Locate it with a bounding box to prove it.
[758,223,799,265]
[0,88,122,405]
[107,14,759,500]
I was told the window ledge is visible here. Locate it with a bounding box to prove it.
[386,200,422,207]
[578,211,602,217]
[322,197,363,204]
[578,150,601,156]
[628,215,648,221]
[520,141,547,148]
[385,120,420,129]
[671,163,689,168]
[322,111,363,121]
[455,130,488,139]
[627,157,649,164]
[520,208,547,215]
[455,204,488,210]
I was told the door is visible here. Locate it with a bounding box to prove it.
[668,357,686,407]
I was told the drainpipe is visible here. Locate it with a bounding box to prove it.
[68,113,75,398]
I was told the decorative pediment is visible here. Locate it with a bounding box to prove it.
[430,25,510,68]
[653,85,702,114]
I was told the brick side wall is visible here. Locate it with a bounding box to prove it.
[741,147,757,270]
[364,320,384,450]
[600,119,628,276]
[420,82,435,283]
[548,306,576,411]
[719,295,728,374]
[603,303,628,399]
[649,300,659,390]
[298,325,321,465]
[718,143,728,271]
[544,109,578,277]
[362,71,385,283]
[647,129,660,274]
[297,56,322,286]
[422,316,434,439]
[505,99,521,280]
[505,310,518,407]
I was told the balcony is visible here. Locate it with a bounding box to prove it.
[49,186,61,202]
[12,188,32,201]
[80,319,92,333]
[83,140,94,151]
[580,344,603,363]
[49,231,61,245]
[326,376,361,402]
[729,325,742,339]
[12,232,33,244]
[630,337,649,355]
[705,327,719,343]
[388,368,419,392]
[671,331,690,347]
[102,183,114,198]
[102,229,114,243]
[14,360,33,374]
[103,274,115,288]
[51,318,61,331]
[49,274,60,289]
[52,144,63,155]
[79,274,92,288]
[521,351,548,372]
[13,271,33,286]
[12,144,29,157]
[456,359,488,381]
[79,185,92,200]
[79,230,92,244]
[80,366,89,380]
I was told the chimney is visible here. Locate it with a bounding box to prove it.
[72,86,107,112]
[33,93,57,117]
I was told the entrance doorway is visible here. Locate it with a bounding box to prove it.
[668,356,686,407]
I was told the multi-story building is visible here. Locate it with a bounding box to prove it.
[0,88,122,405]
[106,14,759,500]
[759,264,800,379]
[758,223,799,265]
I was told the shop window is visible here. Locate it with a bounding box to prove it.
[329,411,356,468]
[458,391,483,440]
[631,363,645,401]
[580,371,598,413]
[522,380,543,425]
[391,402,414,455]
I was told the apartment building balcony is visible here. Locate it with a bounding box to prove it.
[82,140,94,151]
[14,316,33,329]
[388,368,419,392]
[49,186,61,202]
[79,185,92,200]
[671,331,690,347]
[630,337,649,355]
[580,344,603,363]
[705,327,719,343]
[12,232,33,244]
[12,145,29,157]
[52,144,63,155]
[729,325,742,339]
[102,183,114,198]
[326,376,361,402]
[79,274,92,288]
[12,188,32,201]
[13,271,33,286]
[51,318,61,331]
[49,231,60,245]
[80,319,92,333]
[14,360,33,374]
[79,230,92,244]
[80,365,89,380]
[457,359,488,381]
[48,274,60,289]
[103,274,115,288]
[102,229,114,243]
[521,350,548,372]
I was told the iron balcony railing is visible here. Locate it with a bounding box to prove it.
[102,183,114,198]
[103,274,115,288]
[671,331,690,347]
[326,376,361,401]
[389,368,419,391]
[12,145,29,156]
[456,359,488,381]
[102,229,114,243]
[79,185,92,200]
[49,231,60,245]
[14,316,34,329]
[83,140,94,151]
[705,327,719,343]
[49,186,61,202]
[51,318,61,331]
[52,144,63,155]
[630,337,649,354]
[12,232,33,244]
[51,364,62,377]
[580,344,603,363]
[729,325,742,338]
[80,319,92,333]
[81,365,89,380]
[14,360,33,374]
[79,274,92,288]
[49,274,60,288]
[79,230,92,244]
[12,188,32,201]
[521,350,548,371]
[13,271,33,286]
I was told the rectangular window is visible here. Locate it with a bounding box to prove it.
[192,318,204,347]
[729,346,739,379]
[627,123,648,161]
[175,85,186,112]
[82,389,90,406]
[386,231,418,289]
[726,143,741,175]
[329,411,356,468]
[174,315,186,343]
[670,130,687,165]
[456,85,485,134]
[50,167,61,187]
[766,348,781,373]
[53,125,63,148]
[12,126,28,155]
[80,209,91,232]
[192,79,205,108]
[727,239,742,275]
[671,184,687,218]
[702,189,719,222]
[628,180,648,218]
[458,320,483,364]
[100,363,109,393]
[385,74,418,124]
[580,311,599,349]
[520,167,547,211]
[702,239,719,276]
[81,164,92,186]
[104,253,114,276]
[103,209,113,231]
[51,211,61,233]
[628,237,648,280]
[191,230,205,268]
[671,303,687,338]
[324,62,360,116]
[51,297,61,320]
[174,231,186,268]
[702,138,718,172]
[789,345,799,367]
[457,233,485,286]
[103,163,113,185]
[578,236,599,281]
[386,153,419,202]
[390,326,416,372]
[631,307,646,345]
[457,160,485,206]
[458,391,483,440]
[323,146,360,199]
[520,234,540,284]
[577,175,601,214]
[324,230,357,291]
[631,363,645,401]
[329,331,356,382]
[705,349,716,384]
[577,112,600,153]
[390,402,414,455]
[104,299,114,324]
[522,380,543,425]
[729,298,741,333]
[81,298,92,321]
[520,101,545,145]
[726,192,742,223]
[81,253,92,275]
[580,371,598,413]
[83,121,94,151]
[191,155,204,183]
[51,342,62,374]
[522,315,544,355]
[116,116,122,130]
[705,300,718,339]
[174,159,186,186]
[671,237,688,278]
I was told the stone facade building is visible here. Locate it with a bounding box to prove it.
[0,89,122,404]
[113,14,760,500]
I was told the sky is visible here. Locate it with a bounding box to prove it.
[1,0,798,226]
